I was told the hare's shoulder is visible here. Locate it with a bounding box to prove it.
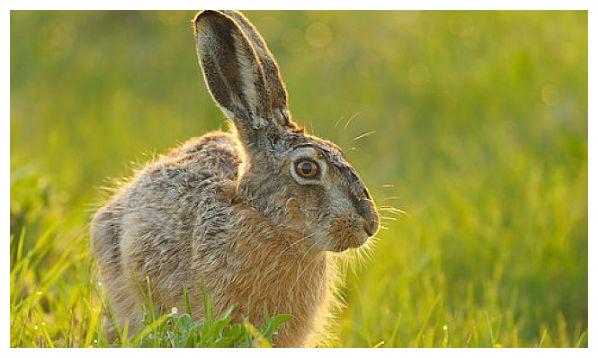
[161,131,242,180]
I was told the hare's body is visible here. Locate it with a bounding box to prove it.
[91,11,378,347]
[92,132,333,346]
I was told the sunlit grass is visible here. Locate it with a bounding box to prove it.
[10,223,290,347]
[10,10,587,347]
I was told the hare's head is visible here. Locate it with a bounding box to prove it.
[193,11,379,252]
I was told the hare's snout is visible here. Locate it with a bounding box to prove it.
[357,198,380,237]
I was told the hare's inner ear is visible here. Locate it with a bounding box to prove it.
[194,11,274,145]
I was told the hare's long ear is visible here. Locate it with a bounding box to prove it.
[219,11,297,129]
[193,11,297,150]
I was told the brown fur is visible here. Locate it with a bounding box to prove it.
[90,11,379,347]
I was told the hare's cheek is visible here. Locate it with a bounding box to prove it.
[285,197,305,224]
[285,186,325,219]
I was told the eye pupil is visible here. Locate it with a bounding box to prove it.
[295,160,319,178]
[300,162,313,173]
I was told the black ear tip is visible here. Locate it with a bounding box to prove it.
[192,11,221,37]
[193,10,241,37]
[193,10,215,26]
[195,10,237,26]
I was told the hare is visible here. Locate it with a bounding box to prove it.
[90,10,379,347]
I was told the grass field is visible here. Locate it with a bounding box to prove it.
[10,10,588,347]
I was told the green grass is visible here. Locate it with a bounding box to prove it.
[10,10,587,347]
[10,224,290,347]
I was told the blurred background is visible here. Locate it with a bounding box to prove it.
[10,11,587,347]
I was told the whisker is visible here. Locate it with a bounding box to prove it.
[283,239,317,295]
[279,231,319,256]
[379,205,403,210]
[289,241,322,292]
[352,131,376,142]
[379,206,406,215]
[334,115,345,128]
[379,210,400,217]
[343,112,361,129]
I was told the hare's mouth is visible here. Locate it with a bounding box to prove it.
[324,215,371,252]
[324,218,370,252]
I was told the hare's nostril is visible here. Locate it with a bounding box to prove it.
[363,219,378,237]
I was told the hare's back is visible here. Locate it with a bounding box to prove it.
[163,131,242,180]
[121,130,243,241]
[91,131,242,301]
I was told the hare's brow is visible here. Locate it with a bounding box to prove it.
[292,143,348,168]
[292,143,331,157]
[293,143,317,150]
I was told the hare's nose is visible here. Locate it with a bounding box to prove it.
[364,219,378,237]
[357,199,379,237]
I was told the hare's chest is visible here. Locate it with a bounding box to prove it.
[198,236,330,346]
[237,254,329,347]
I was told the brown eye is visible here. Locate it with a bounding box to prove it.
[295,159,319,178]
